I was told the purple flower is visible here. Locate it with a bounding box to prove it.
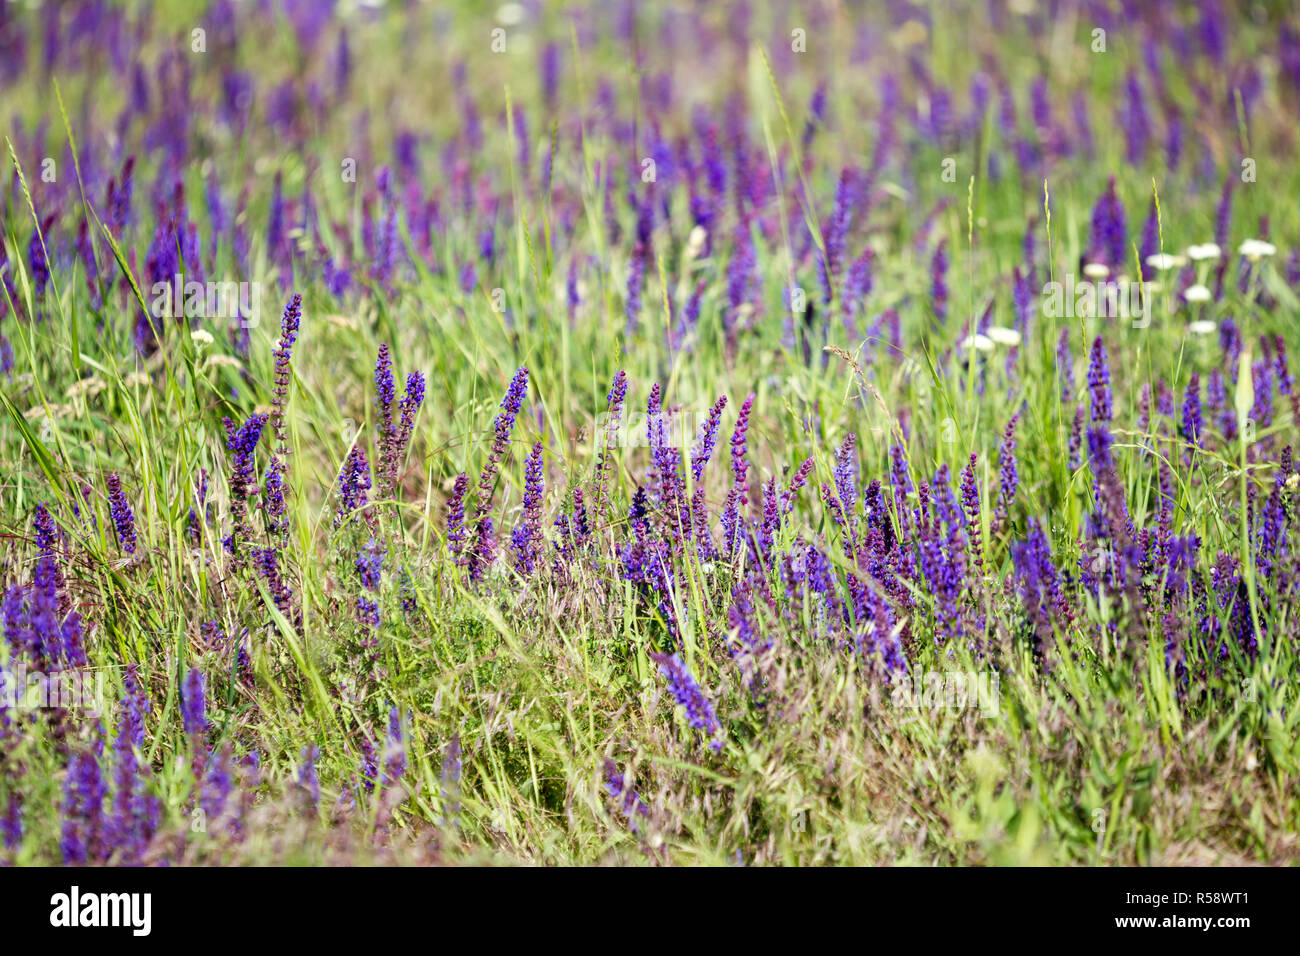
[1,796,21,850]
[625,241,647,331]
[445,473,470,562]
[380,370,425,497]
[254,546,295,622]
[691,395,728,482]
[223,413,267,560]
[832,432,859,520]
[1120,71,1151,166]
[3,554,84,670]
[375,342,395,443]
[1011,519,1064,663]
[1138,198,1160,280]
[297,744,320,812]
[381,707,407,788]
[594,371,629,521]
[731,393,755,493]
[930,239,948,323]
[819,167,858,307]
[335,445,371,525]
[61,745,107,863]
[510,442,545,575]
[201,743,235,823]
[262,455,288,539]
[1087,176,1127,269]
[725,225,756,334]
[1088,336,1113,423]
[33,501,58,555]
[357,537,385,591]
[650,652,721,748]
[992,414,1020,534]
[181,667,206,738]
[469,368,529,580]
[604,759,650,829]
[106,472,137,555]
[270,294,303,452]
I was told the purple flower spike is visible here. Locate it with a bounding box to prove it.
[1088,336,1113,424]
[106,473,137,555]
[691,395,728,482]
[1087,177,1127,269]
[510,442,544,575]
[271,293,303,453]
[181,667,206,738]
[730,393,755,494]
[336,445,371,525]
[1181,373,1202,448]
[469,368,530,581]
[650,651,722,749]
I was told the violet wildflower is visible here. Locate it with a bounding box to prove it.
[1182,372,1203,448]
[819,167,858,307]
[33,501,58,556]
[335,444,371,526]
[357,537,385,591]
[1088,336,1113,423]
[262,455,288,539]
[730,393,755,493]
[445,472,469,562]
[374,342,395,455]
[1056,329,1074,401]
[625,240,646,332]
[223,413,266,561]
[650,652,722,749]
[107,665,159,862]
[469,368,529,580]
[960,454,983,574]
[992,415,1020,534]
[181,666,206,738]
[1,796,20,850]
[3,554,84,670]
[201,743,235,824]
[106,472,137,555]
[61,746,107,863]
[725,225,756,337]
[1121,71,1151,165]
[1011,519,1065,664]
[381,707,407,788]
[930,239,948,324]
[832,432,859,519]
[604,758,650,829]
[254,546,295,622]
[297,744,320,812]
[270,293,302,453]
[690,395,727,482]
[594,370,629,522]
[380,370,425,497]
[1087,177,1127,269]
[510,442,544,575]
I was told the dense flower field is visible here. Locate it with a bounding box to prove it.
[2,0,1299,866]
